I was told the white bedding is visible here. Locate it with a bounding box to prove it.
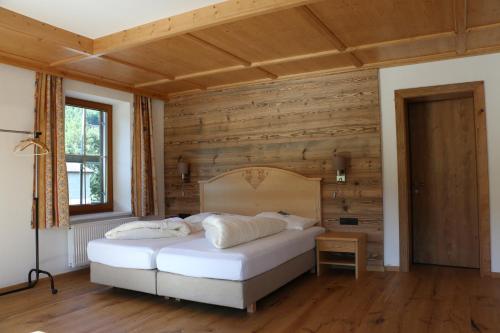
[156,226,325,281]
[87,232,203,269]
[105,218,191,240]
[202,214,286,248]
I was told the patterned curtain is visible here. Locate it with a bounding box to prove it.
[34,73,70,228]
[132,95,158,217]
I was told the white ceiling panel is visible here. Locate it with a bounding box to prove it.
[0,0,226,38]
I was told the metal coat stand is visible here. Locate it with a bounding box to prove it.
[0,128,58,296]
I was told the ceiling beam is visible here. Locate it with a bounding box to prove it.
[299,6,347,52]
[175,65,248,81]
[256,67,278,79]
[101,55,175,80]
[135,78,173,89]
[184,34,252,66]
[134,65,276,88]
[299,5,363,67]
[49,54,91,67]
[467,21,500,33]
[346,53,363,67]
[346,31,456,52]
[253,49,342,66]
[178,34,277,81]
[0,7,93,55]
[135,65,247,88]
[93,0,323,55]
[185,80,207,91]
[454,0,468,54]
[0,50,168,101]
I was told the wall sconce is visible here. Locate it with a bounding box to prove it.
[333,154,347,183]
[177,160,190,183]
[177,158,189,197]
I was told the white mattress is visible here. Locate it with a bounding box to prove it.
[156,226,325,281]
[87,232,203,269]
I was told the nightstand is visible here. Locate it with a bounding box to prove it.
[315,231,367,279]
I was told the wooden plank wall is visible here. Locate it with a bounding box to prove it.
[164,69,383,269]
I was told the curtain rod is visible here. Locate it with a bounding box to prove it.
[0,128,36,135]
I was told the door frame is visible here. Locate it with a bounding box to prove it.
[395,81,491,276]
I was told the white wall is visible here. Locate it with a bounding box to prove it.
[380,53,500,272]
[0,63,165,287]
[0,64,71,287]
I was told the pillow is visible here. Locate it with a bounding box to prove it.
[183,212,216,224]
[255,212,318,230]
[183,212,216,232]
[183,212,253,233]
[202,214,286,249]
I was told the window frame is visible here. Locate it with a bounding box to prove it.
[65,97,114,215]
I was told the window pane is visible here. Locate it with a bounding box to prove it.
[85,109,102,156]
[67,162,83,205]
[85,161,105,204]
[65,105,84,155]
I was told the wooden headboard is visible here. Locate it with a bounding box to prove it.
[199,167,322,223]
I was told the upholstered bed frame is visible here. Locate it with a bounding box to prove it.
[91,166,322,313]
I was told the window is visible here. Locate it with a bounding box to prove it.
[65,97,113,215]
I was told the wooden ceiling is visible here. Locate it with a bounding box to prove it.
[1,0,500,100]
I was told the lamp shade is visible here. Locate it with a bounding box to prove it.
[177,161,189,175]
[333,155,346,170]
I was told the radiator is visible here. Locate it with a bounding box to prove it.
[67,217,134,268]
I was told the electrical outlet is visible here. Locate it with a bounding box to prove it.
[339,217,358,225]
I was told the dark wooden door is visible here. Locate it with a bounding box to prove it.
[408,97,479,268]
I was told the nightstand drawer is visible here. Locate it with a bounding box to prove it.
[318,240,356,253]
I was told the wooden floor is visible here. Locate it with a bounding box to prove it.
[1,265,499,333]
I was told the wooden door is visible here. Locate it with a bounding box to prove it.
[408,97,479,268]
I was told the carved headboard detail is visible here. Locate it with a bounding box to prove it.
[199,167,322,223]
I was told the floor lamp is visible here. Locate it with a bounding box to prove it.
[0,128,58,296]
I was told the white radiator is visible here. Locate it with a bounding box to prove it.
[68,217,135,268]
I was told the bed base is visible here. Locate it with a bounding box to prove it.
[90,262,157,294]
[156,249,315,312]
[90,249,315,313]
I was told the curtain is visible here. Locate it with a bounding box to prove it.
[132,95,158,217]
[34,73,70,228]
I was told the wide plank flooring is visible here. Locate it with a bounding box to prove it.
[1,265,499,333]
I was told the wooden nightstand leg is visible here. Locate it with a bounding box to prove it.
[316,245,321,277]
[355,248,359,279]
[358,239,366,279]
[247,302,256,314]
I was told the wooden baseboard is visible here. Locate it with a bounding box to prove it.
[0,268,88,294]
[367,266,385,272]
[490,272,500,278]
[384,266,401,272]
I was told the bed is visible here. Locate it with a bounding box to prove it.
[88,166,322,312]
[155,166,323,312]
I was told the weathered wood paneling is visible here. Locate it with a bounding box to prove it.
[164,69,383,269]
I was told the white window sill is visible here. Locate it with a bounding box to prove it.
[70,211,134,225]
